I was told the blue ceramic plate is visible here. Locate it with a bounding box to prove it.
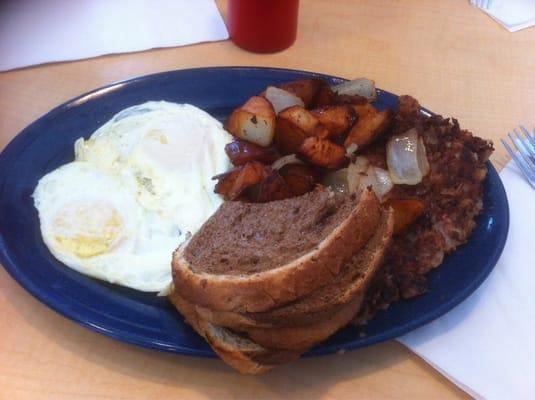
[0,67,509,357]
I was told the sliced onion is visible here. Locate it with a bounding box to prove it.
[347,156,369,193]
[386,128,430,185]
[271,154,304,170]
[345,143,358,157]
[372,167,394,200]
[331,78,377,101]
[347,157,393,201]
[321,168,349,194]
[417,136,430,176]
[265,86,305,114]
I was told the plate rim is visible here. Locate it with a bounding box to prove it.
[0,66,510,358]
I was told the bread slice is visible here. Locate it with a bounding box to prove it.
[173,289,363,353]
[241,293,364,351]
[194,209,394,330]
[168,291,301,374]
[172,188,381,313]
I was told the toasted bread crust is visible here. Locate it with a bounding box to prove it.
[172,289,360,353]
[193,210,393,329]
[242,293,364,351]
[172,189,381,313]
[168,291,300,374]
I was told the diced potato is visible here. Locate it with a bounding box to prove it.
[298,136,347,170]
[279,106,320,132]
[312,125,332,139]
[273,106,329,154]
[283,174,315,196]
[214,161,269,200]
[249,171,293,203]
[279,163,316,196]
[333,94,368,105]
[273,114,308,155]
[226,96,276,147]
[311,104,357,137]
[344,103,393,149]
[312,82,336,107]
[383,198,426,235]
[278,78,338,109]
[279,78,324,108]
[225,139,280,166]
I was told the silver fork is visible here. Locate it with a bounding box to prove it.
[501,126,535,189]
[470,0,493,10]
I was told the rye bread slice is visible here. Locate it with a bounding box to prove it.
[172,188,381,313]
[242,293,364,351]
[173,290,363,353]
[194,209,394,329]
[168,291,300,374]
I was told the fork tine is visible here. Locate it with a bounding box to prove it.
[501,138,535,189]
[516,127,535,166]
[509,131,535,171]
[519,125,535,154]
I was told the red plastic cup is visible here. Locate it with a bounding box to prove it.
[227,0,300,53]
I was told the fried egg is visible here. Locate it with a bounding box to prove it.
[34,101,232,291]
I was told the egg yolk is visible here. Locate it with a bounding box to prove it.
[52,204,124,258]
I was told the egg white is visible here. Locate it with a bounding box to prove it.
[34,102,232,292]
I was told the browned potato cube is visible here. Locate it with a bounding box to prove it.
[273,114,308,155]
[353,103,375,119]
[298,136,346,170]
[333,94,368,105]
[225,139,280,166]
[274,106,330,154]
[279,163,316,196]
[226,96,276,147]
[384,198,426,235]
[214,161,269,200]
[312,81,336,107]
[344,104,393,149]
[311,104,357,137]
[279,106,320,132]
[249,171,293,203]
[279,78,324,108]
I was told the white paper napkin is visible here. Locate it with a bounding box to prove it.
[0,0,229,72]
[471,0,535,32]
[399,160,535,399]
